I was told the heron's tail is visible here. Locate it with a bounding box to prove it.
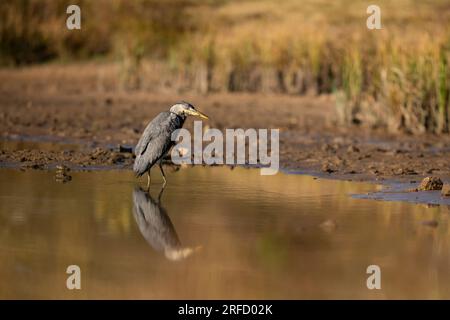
[133,155,147,177]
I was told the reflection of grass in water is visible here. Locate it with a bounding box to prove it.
[257,234,288,271]
[94,200,132,236]
[91,177,133,236]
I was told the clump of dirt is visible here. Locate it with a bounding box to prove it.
[442,184,450,197]
[321,163,337,174]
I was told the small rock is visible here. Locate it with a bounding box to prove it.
[321,144,335,153]
[321,163,336,173]
[347,145,360,153]
[416,176,443,191]
[118,145,133,153]
[441,184,450,197]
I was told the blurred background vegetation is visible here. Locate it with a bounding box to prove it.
[1,0,449,134]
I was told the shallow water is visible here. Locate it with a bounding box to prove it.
[0,166,450,299]
[354,181,450,206]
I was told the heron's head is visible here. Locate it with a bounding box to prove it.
[169,101,208,119]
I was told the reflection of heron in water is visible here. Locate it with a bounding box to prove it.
[132,187,200,261]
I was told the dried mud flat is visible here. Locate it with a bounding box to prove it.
[1,64,450,184]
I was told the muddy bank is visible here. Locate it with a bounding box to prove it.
[1,64,450,182]
[0,141,134,170]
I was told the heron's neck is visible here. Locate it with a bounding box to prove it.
[170,111,186,121]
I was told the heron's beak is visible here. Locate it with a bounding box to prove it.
[191,109,209,119]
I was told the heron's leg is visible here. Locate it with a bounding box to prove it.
[157,184,165,204]
[146,169,151,191]
[159,162,167,185]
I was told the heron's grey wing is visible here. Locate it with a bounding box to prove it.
[133,112,183,176]
[136,112,183,159]
[135,113,167,156]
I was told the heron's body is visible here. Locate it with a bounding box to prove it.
[133,101,208,187]
[133,111,185,177]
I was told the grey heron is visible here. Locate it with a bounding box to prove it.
[133,101,208,188]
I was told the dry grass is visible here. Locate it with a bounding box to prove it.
[1,0,449,133]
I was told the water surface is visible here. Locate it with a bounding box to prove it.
[0,166,449,299]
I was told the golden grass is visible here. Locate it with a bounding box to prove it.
[1,0,449,133]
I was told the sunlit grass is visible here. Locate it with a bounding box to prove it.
[1,0,449,133]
